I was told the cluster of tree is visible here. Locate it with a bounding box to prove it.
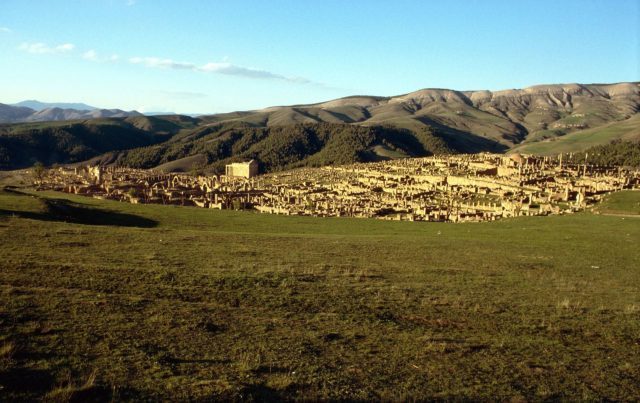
[0,118,178,170]
[569,140,640,167]
[0,113,515,174]
[116,122,454,174]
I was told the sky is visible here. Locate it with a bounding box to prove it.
[1,0,638,114]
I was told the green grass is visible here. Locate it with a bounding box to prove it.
[511,115,640,155]
[593,190,640,216]
[0,188,639,400]
[521,128,566,144]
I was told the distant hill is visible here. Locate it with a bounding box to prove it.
[0,116,194,169]
[198,82,639,150]
[0,103,34,123]
[112,121,453,173]
[0,102,142,124]
[25,107,143,122]
[0,82,638,171]
[12,100,98,111]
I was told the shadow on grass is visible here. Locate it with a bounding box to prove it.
[0,368,56,394]
[236,383,285,401]
[0,196,158,228]
[0,366,140,401]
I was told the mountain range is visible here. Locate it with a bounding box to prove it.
[12,100,99,111]
[0,82,638,171]
[0,102,141,124]
[212,82,639,152]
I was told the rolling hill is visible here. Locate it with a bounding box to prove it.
[11,100,98,111]
[0,104,34,123]
[111,122,453,173]
[0,116,195,170]
[0,102,142,124]
[509,114,640,155]
[0,82,638,171]
[199,82,639,147]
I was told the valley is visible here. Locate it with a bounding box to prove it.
[3,1,638,401]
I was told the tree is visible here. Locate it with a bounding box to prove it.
[189,160,207,177]
[32,161,46,183]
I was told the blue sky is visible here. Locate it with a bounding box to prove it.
[1,0,638,114]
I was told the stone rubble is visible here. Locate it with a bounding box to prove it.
[36,153,640,222]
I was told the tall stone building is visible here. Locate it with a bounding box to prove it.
[225,160,259,178]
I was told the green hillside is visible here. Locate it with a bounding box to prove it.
[509,115,640,155]
[0,116,191,170]
[114,122,455,174]
[567,140,640,167]
[0,188,638,400]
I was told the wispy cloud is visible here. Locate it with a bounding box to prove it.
[199,62,311,83]
[0,27,11,33]
[129,57,195,70]
[19,42,75,54]
[83,49,119,62]
[129,56,311,83]
[16,38,315,85]
[126,0,136,6]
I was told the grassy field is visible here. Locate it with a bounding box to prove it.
[593,190,640,216]
[0,187,639,400]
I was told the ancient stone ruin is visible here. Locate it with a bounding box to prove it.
[36,153,640,223]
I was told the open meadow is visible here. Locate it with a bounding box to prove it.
[0,186,638,400]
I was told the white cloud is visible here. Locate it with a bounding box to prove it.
[129,57,195,70]
[16,39,313,85]
[83,49,98,61]
[129,55,311,83]
[57,43,75,52]
[0,27,11,33]
[126,0,136,6]
[199,62,302,81]
[19,42,75,54]
[83,49,120,63]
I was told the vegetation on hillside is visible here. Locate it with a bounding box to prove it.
[0,117,184,169]
[116,122,453,174]
[568,140,640,167]
[510,114,640,156]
